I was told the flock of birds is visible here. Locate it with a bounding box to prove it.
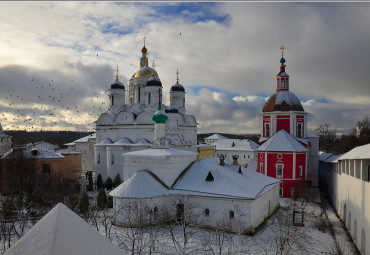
[1,76,109,132]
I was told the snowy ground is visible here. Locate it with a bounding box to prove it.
[1,188,360,255]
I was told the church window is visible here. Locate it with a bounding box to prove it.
[299,165,303,177]
[111,154,114,165]
[297,123,303,138]
[97,154,100,164]
[138,86,141,102]
[183,98,185,106]
[153,207,158,213]
[276,164,283,178]
[112,95,114,105]
[260,163,263,173]
[148,93,151,104]
[205,171,214,182]
[205,209,210,217]
[229,211,235,219]
[367,166,370,182]
[265,123,270,137]
[42,164,51,174]
[281,80,285,88]
[279,188,283,197]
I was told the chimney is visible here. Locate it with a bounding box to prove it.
[232,155,239,165]
[219,154,225,166]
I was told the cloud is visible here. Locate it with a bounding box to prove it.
[0,2,369,134]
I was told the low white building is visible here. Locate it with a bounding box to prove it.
[110,107,280,232]
[321,144,370,255]
[204,133,227,144]
[65,133,96,175]
[212,139,258,167]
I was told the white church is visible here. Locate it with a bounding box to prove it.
[67,42,197,180]
[110,104,281,232]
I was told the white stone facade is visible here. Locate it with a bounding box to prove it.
[321,145,370,255]
[94,45,197,181]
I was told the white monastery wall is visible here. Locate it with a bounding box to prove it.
[325,159,370,255]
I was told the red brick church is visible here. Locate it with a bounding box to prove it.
[257,46,318,197]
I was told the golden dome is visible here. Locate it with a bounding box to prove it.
[141,45,147,53]
[134,66,159,78]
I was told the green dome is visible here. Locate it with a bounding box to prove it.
[152,105,168,124]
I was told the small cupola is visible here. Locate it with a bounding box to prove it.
[110,66,125,90]
[146,61,162,87]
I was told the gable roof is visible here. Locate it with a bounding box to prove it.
[172,158,280,199]
[205,134,227,140]
[65,133,96,146]
[4,203,121,255]
[212,139,258,151]
[110,170,169,198]
[338,143,370,160]
[256,129,308,152]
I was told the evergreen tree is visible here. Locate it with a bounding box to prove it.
[113,173,122,188]
[105,177,113,190]
[79,192,89,214]
[87,172,93,191]
[97,188,107,209]
[107,195,113,208]
[96,174,103,190]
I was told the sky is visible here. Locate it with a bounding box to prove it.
[0,2,369,134]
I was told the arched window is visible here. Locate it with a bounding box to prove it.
[111,154,114,165]
[205,209,210,217]
[148,93,151,104]
[138,86,141,102]
[97,153,100,164]
[229,211,234,219]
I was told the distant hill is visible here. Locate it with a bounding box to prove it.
[5,130,260,148]
[5,131,94,148]
[197,133,260,143]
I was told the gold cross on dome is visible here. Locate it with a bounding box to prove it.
[115,66,119,81]
[176,69,180,83]
[280,45,285,57]
[143,36,146,46]
[152,60,156,71]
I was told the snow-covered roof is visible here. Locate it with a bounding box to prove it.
[325,154,343,163]
[33,141,60,151]
[257,129,308,152]
[4,203,122,255]
[65,133,96,146]
[1,146,65,160]
[110,170,168,198]
[173,158,280,199]
[319,151,333,161]
[113,138,133,145]
[205,134,227,140]
[123,148,197,160]
[95,138,113,145]
[212,139,258,151]
[338,143,370,160]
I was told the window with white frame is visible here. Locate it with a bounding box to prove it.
[265,123,270,137]
[276,164,284,178]
[297,123,303,138]
[260,163,263,173]
[299,165,303,177]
